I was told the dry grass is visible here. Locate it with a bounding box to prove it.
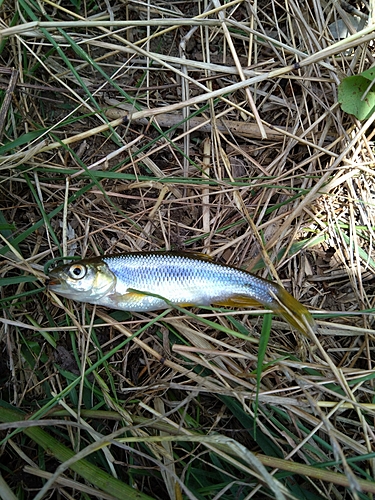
[1,0,375,499]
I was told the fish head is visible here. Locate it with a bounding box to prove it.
[48,259,116,302]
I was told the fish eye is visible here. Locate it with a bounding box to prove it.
[68,264,87,280]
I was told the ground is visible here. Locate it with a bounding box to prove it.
[1,1,375,499]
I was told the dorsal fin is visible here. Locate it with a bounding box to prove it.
[172,251,214,262]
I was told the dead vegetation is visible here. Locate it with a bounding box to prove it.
[1,0,375,499]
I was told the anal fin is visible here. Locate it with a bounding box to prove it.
[213,296,262,308]
[213,291,315,336]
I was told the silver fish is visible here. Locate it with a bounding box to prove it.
[48,252,314,333]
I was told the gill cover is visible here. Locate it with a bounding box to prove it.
[48,261,116,301]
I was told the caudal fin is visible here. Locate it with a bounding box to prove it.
[268,286,316,335]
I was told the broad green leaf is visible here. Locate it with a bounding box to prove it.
[361,66,375,82]
[338,75,375,120]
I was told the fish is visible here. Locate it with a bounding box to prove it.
[47,251,315,334]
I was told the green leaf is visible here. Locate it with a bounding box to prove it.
[0,275,37,286]
[0,129,47,155]
[253,313,272,433]
[219,395,282,457]
[360,67,375,82]
[338,75,375,120]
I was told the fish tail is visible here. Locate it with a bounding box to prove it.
[268,285,316,336]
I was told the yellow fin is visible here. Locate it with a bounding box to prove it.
[215,290,315,336]
[113,291,147,302]
[174,251,214,262]
[112,288,197,310]
[268,287,316,336]
[213,296,262,308]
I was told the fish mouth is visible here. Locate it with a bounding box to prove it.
[47,276,74,298]
[47,278,60,287]
[46,271,65,291]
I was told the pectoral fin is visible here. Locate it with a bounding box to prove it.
[109,289,197,311]
[109,290,150,306]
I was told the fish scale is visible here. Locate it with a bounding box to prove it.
[48,251,315,335]
[102,253,272,306]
